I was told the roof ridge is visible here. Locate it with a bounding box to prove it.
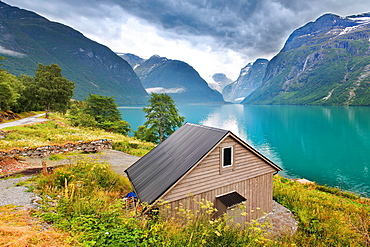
[185,122,229,133]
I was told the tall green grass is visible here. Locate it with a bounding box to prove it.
[273,175,370,246]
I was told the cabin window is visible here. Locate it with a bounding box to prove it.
[222,147,233,167]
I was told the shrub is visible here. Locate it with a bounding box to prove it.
[35,159,136,245]
[112,140,154,156]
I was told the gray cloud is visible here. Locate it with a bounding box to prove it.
[4,0,370,66]
[104,0,370,58]
[0,46,25,57]
[146,87,186,94]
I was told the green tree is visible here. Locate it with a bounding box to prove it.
[84,94,131,135]
[134,125,158,143]
[85,94,122,122]
[67,100,98,128]
[138,93,185,143]
[0,57,21,111]
[34,63,75,118]
[0,74,19,111]
[12,75,41,113]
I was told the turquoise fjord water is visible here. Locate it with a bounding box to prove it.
[119,104,370,197]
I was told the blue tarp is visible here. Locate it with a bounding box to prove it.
[125,192,137,198]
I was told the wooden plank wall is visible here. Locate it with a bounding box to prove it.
[160,136,276,221]
[161,173,273,221]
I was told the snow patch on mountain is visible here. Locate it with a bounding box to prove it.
[339,16,370,36]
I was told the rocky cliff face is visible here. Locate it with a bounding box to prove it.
[0,2,148,105]
[134,55,225,104]
[223,59,268,103]
[243,13,370,105]
[117,53,145,69]
[209,73,232,93]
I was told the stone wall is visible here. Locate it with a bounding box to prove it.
[0,139,112,158]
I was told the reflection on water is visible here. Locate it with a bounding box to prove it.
[200,104,247,138]
[198,104,283,170]
[120,104,370,196]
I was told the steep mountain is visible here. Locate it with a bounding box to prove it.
[223,58,268,103]
[134,55,224,104]
[209,73,232,93]
[117,53,144,69]
[0,2,147,105]
[243,13,370,105]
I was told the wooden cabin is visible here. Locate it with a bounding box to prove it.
[125,123,282,223]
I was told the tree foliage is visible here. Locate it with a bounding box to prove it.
[67,100,98,128]
[136,93,185,143]
[0,57,21,111]
[68,94,131,135]
[85,94,122,123]
[134,125,158,143]
[33,63,75,118]
[0,60,75,115]
[0,73,19,111]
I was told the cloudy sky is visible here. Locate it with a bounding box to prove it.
[4,0,370,83]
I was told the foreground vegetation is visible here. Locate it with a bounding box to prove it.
[274,176,370,246]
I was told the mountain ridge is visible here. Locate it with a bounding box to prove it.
[0,1,148,105]
[223,58,268,103]
[243,13,370,105]
[134,55,225,104]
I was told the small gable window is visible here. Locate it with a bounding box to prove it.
[222,147,233,167]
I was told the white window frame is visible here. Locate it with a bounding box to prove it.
[222,147,233,168]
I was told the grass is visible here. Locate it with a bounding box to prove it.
[48,153,67,161]
[0,113,155,156]
[0,173,24,180]
[273,175,370,246]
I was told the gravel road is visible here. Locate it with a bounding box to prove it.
[0,113,47,129]
[0,175,39,208]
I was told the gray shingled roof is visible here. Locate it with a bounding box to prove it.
[125,122,281,205]
[125,123,229,204]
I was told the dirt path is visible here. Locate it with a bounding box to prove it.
[21,149,140,176]
[0,114,47,129]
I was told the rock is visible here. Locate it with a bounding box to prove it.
[295,178,313,184]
